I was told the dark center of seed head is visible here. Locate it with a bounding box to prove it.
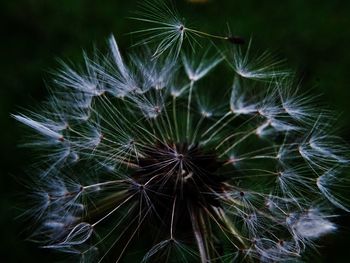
[176,153,184,160]
[129,142,230,237]
[132,142,226,206]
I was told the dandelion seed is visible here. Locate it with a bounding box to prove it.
[291,210,336,239]
[181,48,223,81]
[130,0,187,59]
[13,114,64,141]
[131,0,242,60]
[230,40,290,80]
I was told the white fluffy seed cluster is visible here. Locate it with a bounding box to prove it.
[14,1,349,262]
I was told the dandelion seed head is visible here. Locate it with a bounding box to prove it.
[13,1,350,262]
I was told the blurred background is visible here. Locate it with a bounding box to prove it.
[1,0,350,262]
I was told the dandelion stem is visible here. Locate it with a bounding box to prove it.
[186,80,195,140]
[92,194,135,227]
[173,96,180,142]
[191,115,205,146]
[170,196,177,239]
[202,114,238,145]
[83,180,126,190]
[153,117,167,143]
[190,206,208,263]
[115,158,139,169]
[96,205,137,262]
[218,129,257,157]
[186,28,229,41]
[116,208,151,263]
[217,208,246,247]
[162,96,175,141]
[201,111,232,137]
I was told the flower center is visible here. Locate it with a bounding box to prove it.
[132,142,226,207]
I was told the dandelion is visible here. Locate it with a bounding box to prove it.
[14,1,349,262]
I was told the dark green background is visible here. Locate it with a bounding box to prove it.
[1,0,350,262]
